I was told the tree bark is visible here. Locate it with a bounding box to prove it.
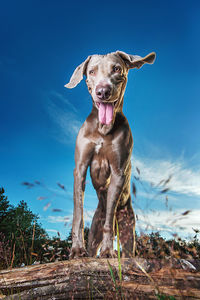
[0,258,200,299]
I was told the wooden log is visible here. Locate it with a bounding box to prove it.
[0,258,200,299]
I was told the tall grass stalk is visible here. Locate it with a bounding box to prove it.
[116,220,122,283]
[30,221,36,265]
[107,260,120,296]
[19,228,28,265]
[135,260,160,295]
[10,243,15,269]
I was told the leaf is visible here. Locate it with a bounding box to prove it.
[132,182,137,198]
[21,182,34,188]
[157,179,165,186]
[192,228,200,233]
[182,210,191,216]
[34,181,41,185]
[160,188,170,194]
[136,167,140,175]
[165,196,168,208]
[37,196,47,201]
[57,182,66,190]
[43,202,51,211]
[163,174,172,186]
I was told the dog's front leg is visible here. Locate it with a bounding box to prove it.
[100,171,125,257]
[70,128,94,259]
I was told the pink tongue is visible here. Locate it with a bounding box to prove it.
[98,103,113,125]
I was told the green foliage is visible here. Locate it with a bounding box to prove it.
[0,187,47,268]
[157,294,176,300]
[0,188,93,269]
[0,187,10,223]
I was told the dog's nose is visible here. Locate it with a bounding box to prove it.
[95,84,111,100]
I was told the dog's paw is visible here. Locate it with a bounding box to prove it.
[69,247,88,259]
[99,248,117,258]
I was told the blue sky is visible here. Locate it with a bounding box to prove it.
[0,0,200,240]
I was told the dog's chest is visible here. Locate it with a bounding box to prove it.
[90,138,112,181]
[95,140,103,154]
[94,137,112,155]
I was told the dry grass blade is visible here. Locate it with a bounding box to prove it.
[134,260,160,296]
[10,243,15,269]
[30,221,36,265]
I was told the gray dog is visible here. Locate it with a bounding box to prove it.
[65,50,156,258]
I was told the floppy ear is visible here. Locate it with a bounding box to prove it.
[64,56,91,89]
[116,51,156,69]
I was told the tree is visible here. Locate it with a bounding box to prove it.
[0,189,48,267]
[0,187,10,224]
[3,200,47,266]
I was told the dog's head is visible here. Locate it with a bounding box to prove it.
[65,51,156,130]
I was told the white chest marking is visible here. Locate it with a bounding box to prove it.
[95,141,103,154]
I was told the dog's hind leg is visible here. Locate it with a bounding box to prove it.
[87,190,107,257]
[116,197,136,258]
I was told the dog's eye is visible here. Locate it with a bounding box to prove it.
[89,70,95,76]
[113,66,122,73]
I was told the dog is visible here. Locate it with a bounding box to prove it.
[65,50,156,258]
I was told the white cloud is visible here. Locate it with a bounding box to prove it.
[47,210,94,223]
[132,155,200,197]
[46,229,58,233]
[47,209,94,226]
[45,91,82,143]
[47,215,71,223]
[48,91,78,113]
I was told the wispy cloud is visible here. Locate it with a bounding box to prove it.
[46,229,58,234]
[136,208,200,239]
[47,210,94,225]
[47,215,71,223]
[45,91,82,143]
[132,155,200,197]
[48,91,78,114]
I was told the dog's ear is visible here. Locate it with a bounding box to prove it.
[65,56,91,89]
[116,51,156,69]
